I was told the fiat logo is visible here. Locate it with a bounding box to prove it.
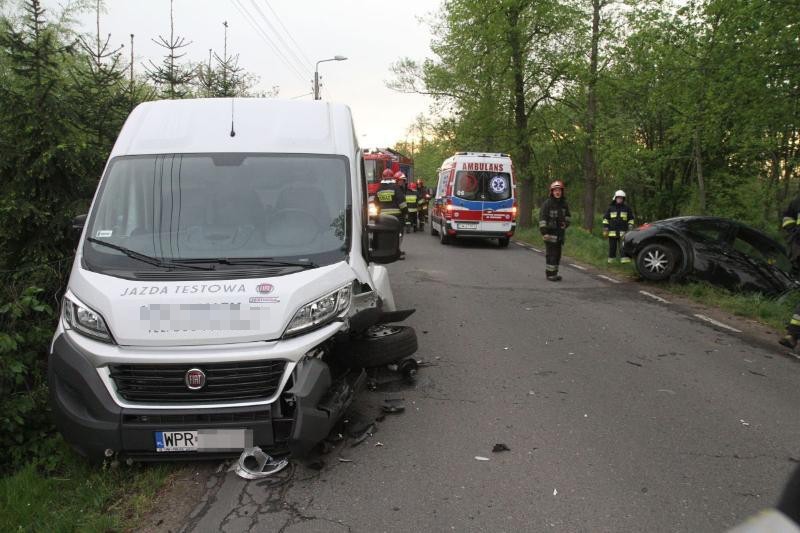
[185,368,206,390]
[256,283,274,294]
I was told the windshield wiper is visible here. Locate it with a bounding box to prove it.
[178,257,320,269]
[86,238,215,271]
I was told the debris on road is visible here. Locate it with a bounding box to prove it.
[553,489,558,496]
[626,360,643,367]
[338,457,353,463]
[474,456,490,461]
[492,443,511,453]
[382,397,406,414]
[375,442,384,447]
[350,423,377,447]
[234,447,289,480]
[657,389,676,395]
[740,419,751,427]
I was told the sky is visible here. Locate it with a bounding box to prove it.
[39,0,439,147]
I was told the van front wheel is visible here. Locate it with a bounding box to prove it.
[340,325,418,368]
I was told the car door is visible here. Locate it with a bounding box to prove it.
[478,171,514,234]
[727,225,795,294]
[681,219,734,285]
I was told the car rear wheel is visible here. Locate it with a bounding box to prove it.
[636,242,678,281]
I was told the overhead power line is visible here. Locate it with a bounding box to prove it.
[248,0,313,75]
[231,0,309,84]
[262,0,313,71]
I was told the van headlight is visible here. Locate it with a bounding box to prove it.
[62,295,113,343]
[284,284,352,337]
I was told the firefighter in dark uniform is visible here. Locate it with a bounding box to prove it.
[375,169,408,224]
[539,180,571,281]
[603,190,635,264]
[406,182,419,231]
[779,194,800,349]
[416,179,428,226]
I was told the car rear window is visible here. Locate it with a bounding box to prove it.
[453,171,512,202]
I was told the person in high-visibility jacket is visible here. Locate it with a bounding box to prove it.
[779,194,800,349]
[375,169,407,225]
[405,182,419,231]
[416,180,429,224]
[602,190,635,264]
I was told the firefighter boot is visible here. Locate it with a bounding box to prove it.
[546,270,562,282]
[779,334,797,349]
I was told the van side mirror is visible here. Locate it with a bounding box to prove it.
[368,214,402,264]
[72,214,87,235]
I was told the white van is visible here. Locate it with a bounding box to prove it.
[430,152,517,247]
[49,98,416,460]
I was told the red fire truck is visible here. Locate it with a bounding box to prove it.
[363,148,414,195]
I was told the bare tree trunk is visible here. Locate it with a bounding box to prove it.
[693,128,706,214]
[507,4,533,227]
[582,0,601,231]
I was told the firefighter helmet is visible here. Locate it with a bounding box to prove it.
[613,189,626,200]
[394,171,406,181]
[382,168,395,179]
[408,182,417,192]
[550,180,565,191]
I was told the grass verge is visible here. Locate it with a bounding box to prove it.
[0,436,175,532]
[515,226,800,331]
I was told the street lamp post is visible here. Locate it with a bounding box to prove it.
[314,55,348,100]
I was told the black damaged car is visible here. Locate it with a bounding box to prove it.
[621,216,800,296]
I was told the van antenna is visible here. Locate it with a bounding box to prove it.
[229,98,236,137]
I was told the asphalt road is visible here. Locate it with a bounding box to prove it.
[179,230,800,533]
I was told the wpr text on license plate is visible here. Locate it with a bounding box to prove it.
[154,429,252,452]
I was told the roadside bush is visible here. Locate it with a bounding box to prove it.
[0,284,56,473]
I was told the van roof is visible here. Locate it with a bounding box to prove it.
[110,98,357,158]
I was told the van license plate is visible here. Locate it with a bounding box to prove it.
[457,222,478,229]
[154,429,251,452]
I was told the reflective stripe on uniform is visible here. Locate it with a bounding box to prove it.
[408,208,418,213]
[539,220,547,227]
[382,208,401,215]
[607,258,616,263]
[791,314,800,326]
[608,231,617,237]
[610,212,618,218]
[602,218,609,225]
[620,212,628,220]
[398,202,407,209]
[783,217,796,228]
[546,264,558,272]
[620,257,631,264]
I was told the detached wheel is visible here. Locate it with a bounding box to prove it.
[342,325,418,368]
[636,242,678,281]
[498,237,510,248]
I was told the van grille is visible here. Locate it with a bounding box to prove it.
[109,361,288,404]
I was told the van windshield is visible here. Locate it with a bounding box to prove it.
[83,153,350,275]
[453,171,512,202]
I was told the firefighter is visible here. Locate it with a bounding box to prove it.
[416,180,429,225]
[539,180,571,281]
[406,182,419,231]
[778,193,800,349]
[602,190,635,264]
[394,171,409,231]
[375,170,407,224]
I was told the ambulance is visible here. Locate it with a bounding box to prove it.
[430,152,517,247]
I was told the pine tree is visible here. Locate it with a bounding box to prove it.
[145,0,195,99]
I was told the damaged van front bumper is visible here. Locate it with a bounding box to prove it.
[48,328,365,461]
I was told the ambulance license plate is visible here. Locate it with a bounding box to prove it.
[154,429,251,452]
[457,222,478,229]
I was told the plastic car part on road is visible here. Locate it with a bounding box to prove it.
[235,447,289,480]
